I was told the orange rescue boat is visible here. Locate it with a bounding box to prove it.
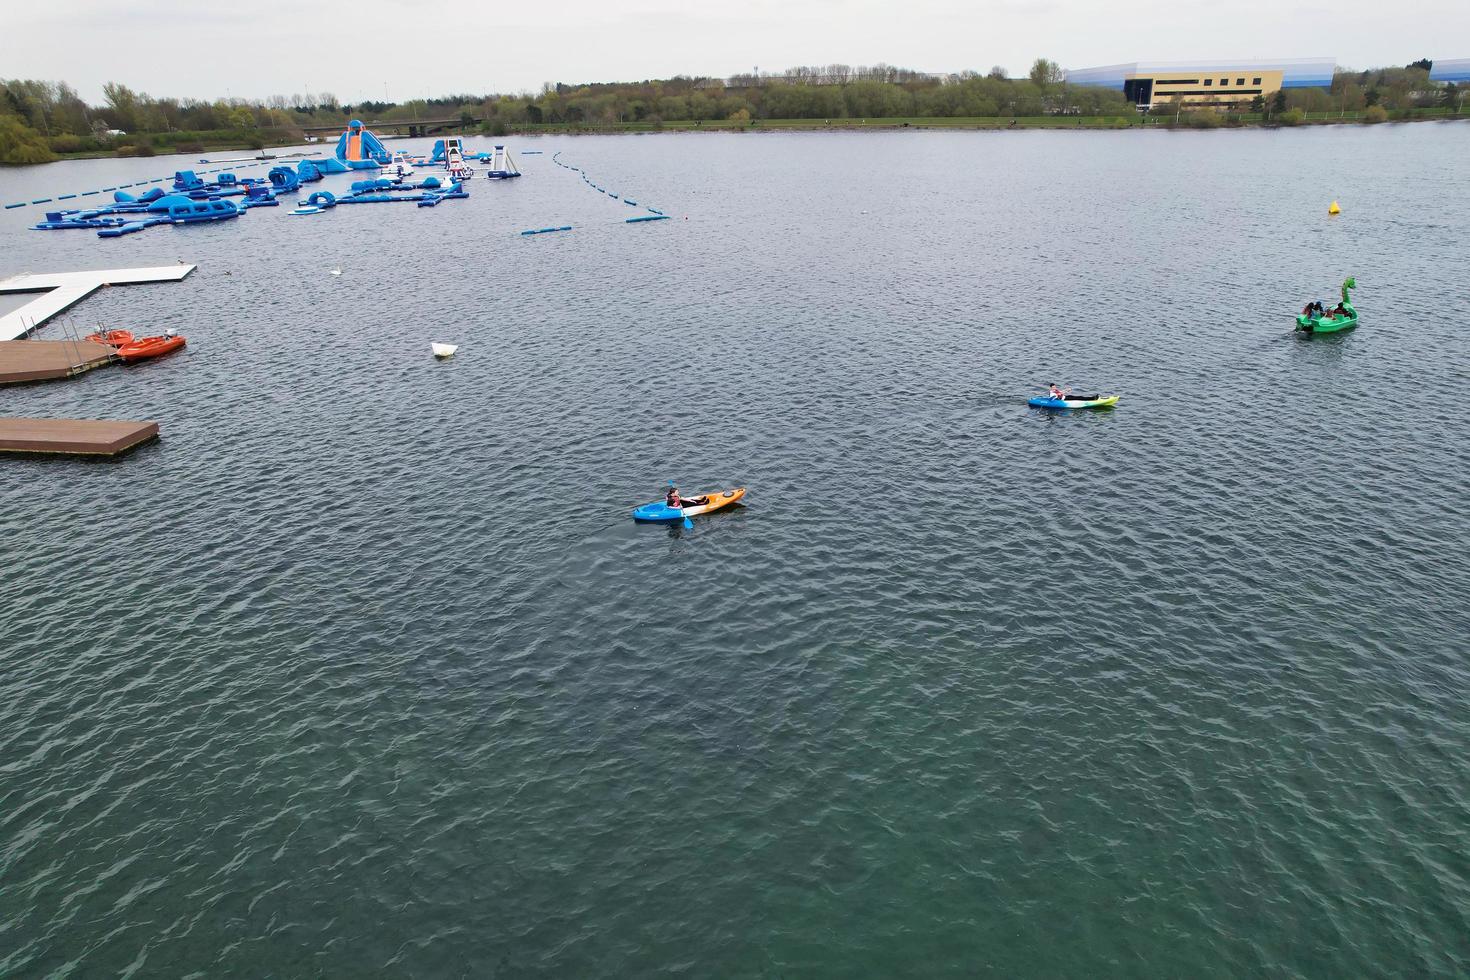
[84,329,135,347]
[115,334,186,362]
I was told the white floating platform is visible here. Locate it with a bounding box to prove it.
[0,264,197,340]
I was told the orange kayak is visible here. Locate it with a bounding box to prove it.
[116,334,186,362]
[631,487,746,522]
[681,487,745,517]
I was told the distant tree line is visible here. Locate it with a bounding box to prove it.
[2,58,1464,163]
[480,60,1134,127]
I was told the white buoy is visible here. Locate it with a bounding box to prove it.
[431,342,458,359]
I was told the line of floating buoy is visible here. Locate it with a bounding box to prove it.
[557,154,674,226]
[520,225,573,235]
[3,159,278,210]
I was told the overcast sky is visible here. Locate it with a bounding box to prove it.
[3,0,1464,104]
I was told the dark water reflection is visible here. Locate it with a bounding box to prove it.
[2,124,1468,976]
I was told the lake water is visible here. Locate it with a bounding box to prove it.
[2,124,1468,976]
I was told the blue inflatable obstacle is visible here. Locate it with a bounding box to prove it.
[169,169,270,199]
[97,218,170,237]
[296,159,325,182]
[97,198,239,237]
[269,166,301,192]
[626,214,670,224]
[332,178,468,208]
[335,119,390,169]
[240,185,279,209]
[483,144,520,179]
[303,156,349,174]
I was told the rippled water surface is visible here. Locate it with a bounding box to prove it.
[3,125,1469,976]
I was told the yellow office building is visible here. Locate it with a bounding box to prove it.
[1064,59,1336,109]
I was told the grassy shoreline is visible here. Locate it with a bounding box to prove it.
[496,108,1467,135]
[20,108,1469,165]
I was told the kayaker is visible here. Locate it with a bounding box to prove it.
[1048,384,1068,401]
[665,485,708,509]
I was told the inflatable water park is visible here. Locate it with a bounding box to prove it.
[22,119,482,238]
[8,114,701,247]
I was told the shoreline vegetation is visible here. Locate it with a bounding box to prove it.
[4,59,1465,164]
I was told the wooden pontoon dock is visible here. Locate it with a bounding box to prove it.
[0,417,159,457]
[0,340,118,385]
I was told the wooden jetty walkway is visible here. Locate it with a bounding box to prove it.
[0,340,117,385]
[0,417,158,456]
[0,265,196,340]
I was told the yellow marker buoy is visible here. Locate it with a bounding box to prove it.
[1328,201,1341,215]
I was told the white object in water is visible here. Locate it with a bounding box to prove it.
[432,342,458,359]
[330,267,342,276]
[384,151,416,177]
[290,206,321,216]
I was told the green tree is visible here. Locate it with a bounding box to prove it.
[1028,58,1062,88]
[101,81,140,131]
[0,114,58,162]
[1272,89,1287,114]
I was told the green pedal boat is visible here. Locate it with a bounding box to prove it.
[1296,277,1358,333]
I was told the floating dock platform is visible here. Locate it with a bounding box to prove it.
[0,340,117,385]
[0,417,159,456]
[0,265,196,340]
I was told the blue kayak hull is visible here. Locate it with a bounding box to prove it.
[632,502,684,523]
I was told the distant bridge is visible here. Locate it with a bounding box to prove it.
[301,116,481,138]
